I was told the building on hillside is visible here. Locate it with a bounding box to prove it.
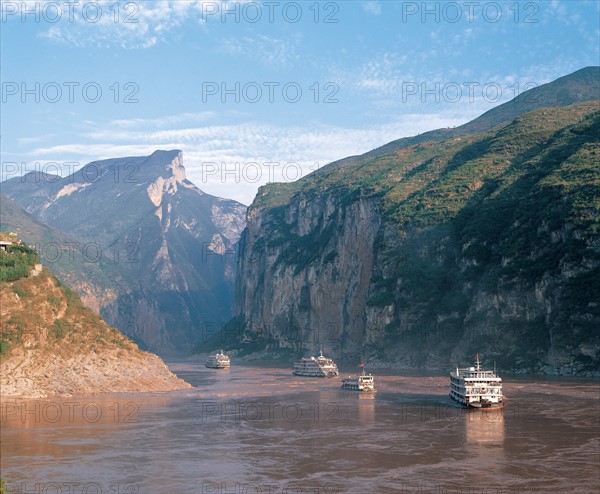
[0,241,13,252]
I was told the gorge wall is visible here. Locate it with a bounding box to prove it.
[236,102,600,375]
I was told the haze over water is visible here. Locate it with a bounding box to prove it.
[2,363,599,493]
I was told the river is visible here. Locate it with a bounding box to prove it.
[1,362,599,493]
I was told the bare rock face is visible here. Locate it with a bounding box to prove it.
[2,151,246,355]
[237,193,380,359]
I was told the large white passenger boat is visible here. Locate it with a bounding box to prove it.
[205,350,231,369]
[341,365,376,392]
[293,352,339,377]
[450,354,503,409]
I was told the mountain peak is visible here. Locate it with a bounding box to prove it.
[165,149,186,182]
[145,150,187,207]
[147,149,186,181]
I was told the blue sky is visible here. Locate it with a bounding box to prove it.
[1,0,599,204]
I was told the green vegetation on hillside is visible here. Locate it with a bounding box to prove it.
[0,241,39,282]
[0,243,133,356]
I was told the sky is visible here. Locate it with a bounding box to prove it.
[1,0,599,205]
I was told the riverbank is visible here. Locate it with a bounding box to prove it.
[1,346,192,398]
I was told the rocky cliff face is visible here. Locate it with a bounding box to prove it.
[238,193,380,356]
[2,150,246,355]
[236,101,600,375]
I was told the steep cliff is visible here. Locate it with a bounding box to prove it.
[236,100,600,375]
[2,150,246,355]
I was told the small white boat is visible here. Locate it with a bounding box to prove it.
[450,354,503,409]
[341,365,376,392]
[205,350,231,369]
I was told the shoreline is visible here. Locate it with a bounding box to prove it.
[176,352,600,379]
[1,348,192,399]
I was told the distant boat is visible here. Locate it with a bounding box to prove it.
[341,364,376,392]
[450,354,503,409]
[293,352,339,377]
[205,350,231,369]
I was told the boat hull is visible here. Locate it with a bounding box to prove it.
[467,401,504,410]
[450,394,504,410]
[206,363,230,369]
[293,370,335,377]
[341,384,376,392]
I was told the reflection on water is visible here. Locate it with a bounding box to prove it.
[357,392,376,427]
[465,408,505,445]
[1,363,599,494]
[1,395,172,429]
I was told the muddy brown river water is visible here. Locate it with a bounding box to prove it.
[1,362,599,493]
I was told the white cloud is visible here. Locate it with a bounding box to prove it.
[22,112,466,204]
[24,1,308,50]
[20,1,214,48]
[328,51,588,122]
[354,52,408,94]
[221,34,301,67]
[362,2,382,16]
[18,134,58,145]
[110,112,217,129]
